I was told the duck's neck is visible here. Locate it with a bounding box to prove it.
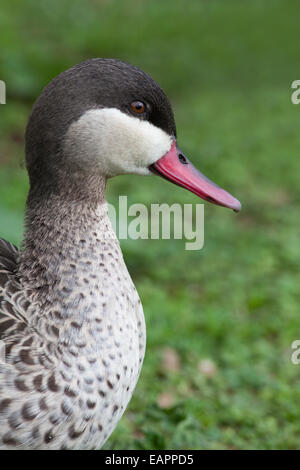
[18,173,120,305]
[17,173,146,398]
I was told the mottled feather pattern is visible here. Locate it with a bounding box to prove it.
[0,239,28,338]
[0,201,146,449]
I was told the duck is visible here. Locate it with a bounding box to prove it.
[0,58,241,450]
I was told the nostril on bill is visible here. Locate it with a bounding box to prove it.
[178,153,188,164]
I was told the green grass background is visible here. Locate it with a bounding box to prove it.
[1,0,300,449]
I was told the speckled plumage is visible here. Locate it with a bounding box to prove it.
[0,189,146,449]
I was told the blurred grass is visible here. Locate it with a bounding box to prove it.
[1,0,300,450]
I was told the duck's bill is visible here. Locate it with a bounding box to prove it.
[149,141,241,212]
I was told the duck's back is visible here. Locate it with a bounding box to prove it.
[0,239,22,338]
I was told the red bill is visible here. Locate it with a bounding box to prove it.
[150,141,241,212]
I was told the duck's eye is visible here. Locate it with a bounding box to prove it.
[130,101,146,115]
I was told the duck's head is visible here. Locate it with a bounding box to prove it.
[25,58,240,211]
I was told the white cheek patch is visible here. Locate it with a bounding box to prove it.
[63,108,173,177]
